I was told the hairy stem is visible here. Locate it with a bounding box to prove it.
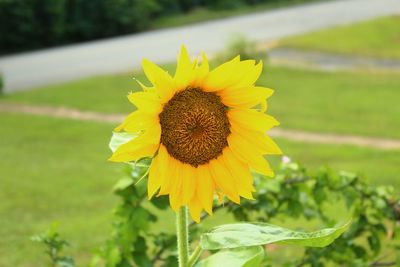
[177,206,189,267]
[188,245,202,267]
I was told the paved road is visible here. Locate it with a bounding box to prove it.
[1,0,399,92]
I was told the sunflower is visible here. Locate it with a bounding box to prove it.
[110,46,281,222]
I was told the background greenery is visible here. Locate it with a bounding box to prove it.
[280,15,400,59]
[0,0,322,54]
[2,65,400,139]
[0,12,399,267]
[33,160,400,267]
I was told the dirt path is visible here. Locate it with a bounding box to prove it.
[0,102,124,123]
[2,102,400,151]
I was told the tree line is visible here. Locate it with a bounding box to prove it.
[0,0,307,54]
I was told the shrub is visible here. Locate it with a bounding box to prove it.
[34,160,400,266]
[214,35,268,63]
[0,0,161,54]
[0,0,322,54]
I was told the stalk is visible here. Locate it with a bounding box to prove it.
[188,245,202,267]
[176,206,189,267]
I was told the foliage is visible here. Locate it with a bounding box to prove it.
[0,0,161,54]
[88,160,177,267]
[35,157,400,266]
[200,221,350,250]
[0,0,322,54]
[214,35,268,63]
[231,161,400,266]
[31,223,75,267]
[196,246,264,267]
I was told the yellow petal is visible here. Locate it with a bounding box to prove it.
[228,133,274,177]
[208,158,240,204]
[196,165,214,215]
[142,59,176,102]
[228,109,279,132]
[169,161,184,211]
[230,122,282,155]
[148,155,162,199]
[109,142,158,162]
[233,60,263,88]
[174,46,195,91]
[188,195,202,223]
[109,124,161,162]
[222,147,255,199]
[134,78,152,91]
[181,163,196,205]
[127,91,162,114]
[158,146,175,195]
[201,56,240,92]
[202,58,262,92]
[114,111,158,133]
[219,86,273,110]
[191,52,210,88]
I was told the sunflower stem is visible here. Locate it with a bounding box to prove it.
[177,206,189,267]
[188,245,202,267]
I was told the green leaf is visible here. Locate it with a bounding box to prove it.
[107,247,121,266]
[200,221,351,250]
[56,257,75,267]
[109,132,139,152]
[113,177,134,192]
[195,246,264,267]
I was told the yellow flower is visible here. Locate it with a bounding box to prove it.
[110,46,282,222]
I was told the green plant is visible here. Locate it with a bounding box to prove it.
[99,155,399,266]
[35,157,400,266]
[231,160,400,266]
[31,224,75,267]
[214,35,268,63]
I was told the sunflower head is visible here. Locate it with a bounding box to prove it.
[110,46,282,222]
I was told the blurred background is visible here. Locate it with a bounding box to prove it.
[0,0,399,266]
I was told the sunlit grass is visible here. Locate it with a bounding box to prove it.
[0,113,399,266]
[2,65,400,139]
[280,16,400,59]
[0,113,120,267]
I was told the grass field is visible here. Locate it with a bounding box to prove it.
[280,16,400,59]
[0,113,119,267]
[2,65,400,139]
[1,14,400,266]
[0,112,399,266]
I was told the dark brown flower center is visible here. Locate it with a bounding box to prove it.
[159,88,230,167]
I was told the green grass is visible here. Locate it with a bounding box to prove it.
[280,16,400,59]
[151,0,323,30]
[274,138,400,188]
[0,113,122,267]
[0,113,398,267]
[2,65,400,139]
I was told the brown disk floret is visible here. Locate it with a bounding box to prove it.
[159,88,230,167]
